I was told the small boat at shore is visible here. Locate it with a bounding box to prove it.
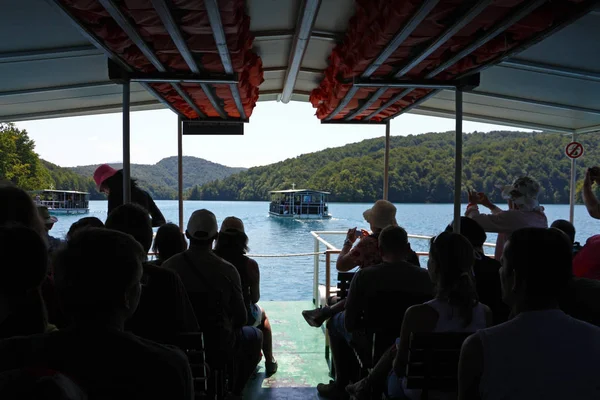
[269,189,331,219]
[31,189,90,215]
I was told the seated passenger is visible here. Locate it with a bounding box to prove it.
[466,177,547,260]
[317,226,433,400]
[105,204,198,343]
[345,232,491,400]
[66,217,104,241]
[0,225,51,338]
[459,228,600,400]
[37,206,62,253]
[551,219,582,257]
[152,223,187,266]
[446,218,509,324]
[0,185,47,242]
[582,166,600,219]
[163,209,262,397]
[572,234,600,280]
[302,200,420,328]
[0,228,193,400]
[214,216,278,376]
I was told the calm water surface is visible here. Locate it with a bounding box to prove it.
[50,201,598,301]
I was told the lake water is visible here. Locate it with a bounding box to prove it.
[50,201,597,301]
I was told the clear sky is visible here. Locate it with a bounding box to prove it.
[16,101,529,169]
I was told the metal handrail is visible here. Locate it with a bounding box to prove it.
[310,230,496,306]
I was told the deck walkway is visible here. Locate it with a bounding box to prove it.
[242,301,331,399]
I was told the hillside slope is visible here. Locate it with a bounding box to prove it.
[69,156,246,199]
[190,130,599,204]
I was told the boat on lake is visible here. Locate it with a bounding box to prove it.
[32,189,90,215]
[269,189,331,219]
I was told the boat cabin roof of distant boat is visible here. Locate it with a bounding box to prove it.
[269,189,330,195]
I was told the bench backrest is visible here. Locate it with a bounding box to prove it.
[336,272,355,300]
[405,332,472,394]
[171,332,208,396]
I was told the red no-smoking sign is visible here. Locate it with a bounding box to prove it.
[565,141,584,159]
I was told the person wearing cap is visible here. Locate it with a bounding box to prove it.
[302,200,420,328]
[93,164,166,227]
[163,210,262,398]
[37,205,62,253]
[466,176,548,260]
[214,216,278,376]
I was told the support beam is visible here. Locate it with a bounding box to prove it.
[353,80,458,89]
[368,0,544,122]
[470,91,600,116]
[0,45,100,64]
[382,90,441,122]
[499,59,600,83]
[569,131,576,223]
[99,0,216,119]
[357,0,490,121]
[427,0,546,78]
[47,0,184,118]
[0,82,114,98]
[253,29,341,42]
[281,0,322,103]
[383,121,391,200]
[178,116,184,231]
[575,125,600,135]
[453,89,463,233]
[325,0,440,120]
[204,0,246,119]
[122,81,131,204]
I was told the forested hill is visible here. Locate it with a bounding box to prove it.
[190,130,599,204]
[69,156,246,199]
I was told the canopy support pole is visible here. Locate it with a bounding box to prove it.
[122,81,131,204]
[178,116,184,231]
[569,131,576,223]
[383,121,391,200]
[453,88,463,233]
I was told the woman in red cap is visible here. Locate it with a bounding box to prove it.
[93,164,165,227]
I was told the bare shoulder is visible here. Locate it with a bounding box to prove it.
[404,303,439,329]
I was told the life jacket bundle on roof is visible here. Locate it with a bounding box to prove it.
[310,0,587,122]
[59,0,263,119]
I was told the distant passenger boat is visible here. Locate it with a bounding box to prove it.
[269,189,331,219]
[31,189,90,215]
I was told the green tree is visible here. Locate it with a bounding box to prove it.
[0,123,52,190]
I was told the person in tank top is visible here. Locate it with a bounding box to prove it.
[345,232,492,400]
[459,227,600,400]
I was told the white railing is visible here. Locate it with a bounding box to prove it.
[310,230,496,307]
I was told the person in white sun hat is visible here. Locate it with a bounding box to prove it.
[466,176,548,260]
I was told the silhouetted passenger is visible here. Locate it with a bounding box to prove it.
[105,204,198,343]
[345,232,491,400]
[551,219,582,257]
[152,223,187,266]
[66,217,104,241]
[37,206,62,253]
[164,209,262,397]
[466,177,547,259]
[93,164,165,227]
[302,200,420,328]
[0,228,193,400]
[0,225,50,338]
[318,226,432,399]
[214,216,277,375]
[459,228,600,400]
[582,166,600,219]
[446,217,509,324]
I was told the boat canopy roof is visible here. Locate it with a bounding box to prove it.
[31,189,89,195]
[270,189,330,195]
[1,1,599,134]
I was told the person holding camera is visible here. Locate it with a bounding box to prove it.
[583,166,600,219]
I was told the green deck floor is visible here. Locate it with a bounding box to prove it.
[243,301,331,399]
